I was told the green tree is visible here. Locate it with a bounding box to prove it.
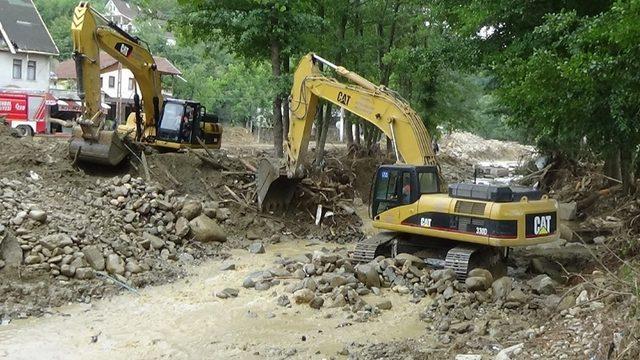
[175,0,319,157]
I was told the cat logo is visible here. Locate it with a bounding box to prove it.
[420,217,432,227]
[533,215,552,235]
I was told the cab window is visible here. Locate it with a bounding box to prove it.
[419,171,438,194]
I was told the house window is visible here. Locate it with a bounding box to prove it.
[108,76,115,88]
[128,78,134,90]
[27,60,36,81]
[12,59,22,79]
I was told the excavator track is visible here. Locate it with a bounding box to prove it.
[352,233,506,279]
[351,232,399,263]
[445,245,505,279]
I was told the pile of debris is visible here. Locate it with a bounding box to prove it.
[0,173,233,318]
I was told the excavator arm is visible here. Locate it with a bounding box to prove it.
[69,1,163,165]
[287,53,437,175]
[257,53,442,211]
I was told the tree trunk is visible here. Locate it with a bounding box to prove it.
[603,149,622,184]
[354,122,361,146]
[282,54,290,142]
[270,39,283,157]
[345,113,354,147]
[620,147,636,195]
[315,103,331,167]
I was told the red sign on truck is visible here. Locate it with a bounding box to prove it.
[0,92,28,120]
[0,90,53,136]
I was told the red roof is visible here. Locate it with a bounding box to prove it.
[55,51,182,79]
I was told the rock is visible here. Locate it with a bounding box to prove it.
[530,257,564,282]
[495,343,523,360]
[75,267,95,280]
[576,289,589,305]
[355,263,381,288]
[175,217,190,238]
[220,262,236,271]
[189,215,226,242]
[24,254,41,265]
[125,261,143,274]
[395,253,426,269]
[376,300,392,310]
[491,277,513,301]
[527,274,557,295]
[254,281,271,291]
[222,288,239,297]
[277,295,291,307]
[106,254,125,275]
[242,277,256,288]
[82,245,105,271]
[180,201,202,220]
[246,230,260,240]
[143,232,165,250]
[248,242,265,254]
[215,208,231,221]
[178,252,195,263]
[431,268,456,282]
[60,264,75,277]
[0,231,23,267]
[39,233,73,251]
[506,288,527,303]
[309,296,324,309]
[465,276,489,291]
[455,355,482,360]
[468,268,493,286]
[302,278,317,292]
[593,236,606,245]
[216,291,229,299]
[450,322,472,334]
[0,260,4,269]
[293,289,315,304]
[123,212,137,223]
[28,209,47,223]
[558,223,574,242]
[558,202,577,221]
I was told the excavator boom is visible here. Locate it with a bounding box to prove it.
[69,1,163,165]
[258,53,441,211]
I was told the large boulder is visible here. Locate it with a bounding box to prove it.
[355,263,381,288]
[189,215,226,242]
[180,200,202,220]
[39,233,73,251]
[491,276,513,301]
[0,230,23,267]
[82,245,105,271]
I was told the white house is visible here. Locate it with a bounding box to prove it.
[103,0,176,46]
[0,0,59,91]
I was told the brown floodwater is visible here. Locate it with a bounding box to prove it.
[0,241,428,359]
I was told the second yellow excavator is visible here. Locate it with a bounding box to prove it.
[258,53,559,277]
[69,2,222,165]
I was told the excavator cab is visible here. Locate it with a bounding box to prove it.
[154,99,222,149]
[371,165,440,217]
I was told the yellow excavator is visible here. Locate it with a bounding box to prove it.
[257,53,559,277]
[68,2,222,165]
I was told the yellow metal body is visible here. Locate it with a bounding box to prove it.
[287,53,558,248]
[71,2,221,157]
[72,2,162,138]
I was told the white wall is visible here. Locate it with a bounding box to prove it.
[0,51,52,91]
[101,68,137,100]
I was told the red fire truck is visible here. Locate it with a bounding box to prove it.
[0,90,56,136]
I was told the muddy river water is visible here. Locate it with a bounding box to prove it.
[0,241,428,359]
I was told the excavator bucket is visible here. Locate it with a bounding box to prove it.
[68,127,128,166]
[256,158,300,212]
